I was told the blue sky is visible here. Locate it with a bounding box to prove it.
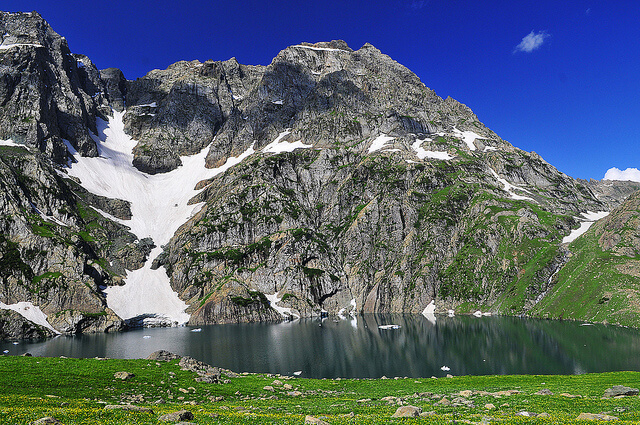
[8,1,640,180]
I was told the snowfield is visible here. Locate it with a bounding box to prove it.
[62,111,255,325]
[368,134,395,153]
[562,211,610,244]
[0,301,59,333]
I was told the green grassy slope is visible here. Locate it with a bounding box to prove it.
[1,356,640,424]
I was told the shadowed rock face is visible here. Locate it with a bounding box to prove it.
[0,11,111,162]
[2,12,640,335]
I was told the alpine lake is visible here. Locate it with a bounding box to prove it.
[3,314,640,378]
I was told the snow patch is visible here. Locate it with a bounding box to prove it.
[63,111,255,324]
[0,301,60,333]
[292,44,343,52]
[272,100,284,105]
[0,139,27,149]
[263,130,313,154]
[136,102,157,108]
[483,146,498,152]
[265,292,300,319]
[0,43,43,50]
[30,203,67,227]
[562,211,609,244]
[412,138,454,160]
[422,300,436,325]
[368,134,395,153]
[378,324,401,330]
[452,127,482,151]
[489,169,534,201]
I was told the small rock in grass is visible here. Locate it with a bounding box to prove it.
[114,371,134,380]
[484,403,495,410]
[420,411,436,417]
[576,413,619,421]
[391,405,422,418]
[283,383,293,390]
[263,386,274,391]
[459,390,473,397]
[603,385,639,398]
[535,388,553,395]
[158,409,194,422]
[272,379,283,386]
[560,393,581,398]
[537,412,551,418]
[517,411,537,417]
[436,397,450,406]
[30,418,62,425]
[104,404,153,413]
[305,415,330,425]
[288,391,303,397]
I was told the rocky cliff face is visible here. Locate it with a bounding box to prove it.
[1,12,639,337]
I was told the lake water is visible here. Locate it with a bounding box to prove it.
[3,314,640,378]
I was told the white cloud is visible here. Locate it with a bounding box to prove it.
[514,30,550,53]
[604,167,640,182]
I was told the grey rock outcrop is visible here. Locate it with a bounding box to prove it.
[0,11,109,162]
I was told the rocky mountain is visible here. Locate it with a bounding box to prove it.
[1,11,638,338]
[529,189,640,327]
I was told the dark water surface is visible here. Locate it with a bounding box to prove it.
[3,314,640,378]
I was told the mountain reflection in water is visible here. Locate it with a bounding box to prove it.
[3,315,640,378]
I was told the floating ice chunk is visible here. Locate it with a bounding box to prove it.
[378,324,401,330]
[472,310,483,317]
[272,100,284,105]
[293,371,303,376]
[447,309,455,317]
[191,328,202,332]
[441,366,450,371]
[143,335,151,339]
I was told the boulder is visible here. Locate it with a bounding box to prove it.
[147,350,181,361]
[114,371,134,380]
[576,413,619,421]
[391,405,422,418]
[30,418,62,425]
[305,415,330,425]
[603,385,639,398]
[158,410,194,422]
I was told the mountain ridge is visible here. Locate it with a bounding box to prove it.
[1,11,639,338]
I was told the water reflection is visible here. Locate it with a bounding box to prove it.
[3,315,640,378]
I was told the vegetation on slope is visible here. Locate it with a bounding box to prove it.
[1,356,640,424]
